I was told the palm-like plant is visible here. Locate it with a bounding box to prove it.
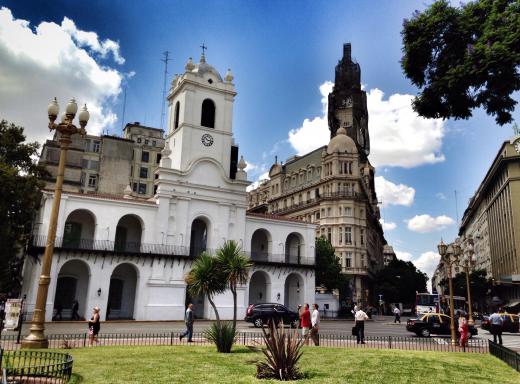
[185,252,226,327]
[216,240,252,331]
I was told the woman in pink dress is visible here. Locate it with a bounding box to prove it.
[458,314,469,347]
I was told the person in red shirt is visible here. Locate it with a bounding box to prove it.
[300,303,311,345]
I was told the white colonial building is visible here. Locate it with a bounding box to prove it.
[22,53,316,321]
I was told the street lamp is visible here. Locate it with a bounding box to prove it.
[438,239,459,345]
[22,98,88,349]
[461,236,476,324]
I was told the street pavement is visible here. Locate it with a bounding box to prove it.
[5,315,520,350]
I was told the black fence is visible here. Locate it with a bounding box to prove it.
[0,331,488,354]
[0,349,73,383]
[489,340,520,372]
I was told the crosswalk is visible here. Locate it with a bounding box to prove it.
[477,330,520,351]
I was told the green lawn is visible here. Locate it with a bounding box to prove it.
[66,345,520,383]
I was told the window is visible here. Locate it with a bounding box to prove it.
[339,206,342,215]
[156,153,162,164]
[174,101,180,129]
[345,207,352,216]
[137,137,142,143]
[88,174,97,187]
[346,252,352,268]
[360,229,365,245]
[201,98,216,128]
[81,159,88,168]
[327,227,332,242]
[345,227,352,244]
[132,182,137,192]
[138,183,147,194]
[145,139,149,145]
[327,207,331,216]
[339,227,343,245]
[84,139,91,151]
[361,254,367,268]
[130,166,133,177]
[89,160,99,170]
[152,140,156,147]
[141,151,149,163]
[140,167,148,178]
[154,185,158,195]
[92,140,100,153]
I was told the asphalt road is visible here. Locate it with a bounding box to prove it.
[5,316,520,351]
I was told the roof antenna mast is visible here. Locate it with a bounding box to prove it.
[120,86,127,133]
[160,51,171,130]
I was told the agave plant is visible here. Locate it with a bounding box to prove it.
[255,321,304,380]
[204,321,237,353]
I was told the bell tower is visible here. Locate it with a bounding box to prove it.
[328,43,370,157]
[164,53,238,175]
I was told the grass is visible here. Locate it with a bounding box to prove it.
[65,345,520,383]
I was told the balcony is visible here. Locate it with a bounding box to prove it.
[270,191,362,215]
[30,236,315,266]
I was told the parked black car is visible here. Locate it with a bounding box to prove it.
[406,313,478,338]
[481,313,520,333]
[245,303,299,328]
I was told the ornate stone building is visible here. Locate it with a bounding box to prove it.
[248,44,386,306]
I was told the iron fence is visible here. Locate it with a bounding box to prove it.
[489,340,520,372]
[0,349,73,384]
[0,331,488,354]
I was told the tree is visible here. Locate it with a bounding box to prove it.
[0,120,45,296]
[401,0,520,125]
[315,237,348,292]
[444,269,492,310]
[185,252,227,328]
[374,258,428,307]
[216,240,252,331]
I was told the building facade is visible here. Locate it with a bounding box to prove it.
[23,53,316,321]
[457,132,520,305]
[248,44,386,305]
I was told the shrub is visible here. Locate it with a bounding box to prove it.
[255,321,304,380]
[205,322,237,353]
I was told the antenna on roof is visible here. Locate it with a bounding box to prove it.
[160,51,171,130]
[120,86,127,133]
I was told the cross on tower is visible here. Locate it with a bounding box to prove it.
[200,43,207,56]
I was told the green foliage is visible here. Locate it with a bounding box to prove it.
[0,120,45,295]
[255,321,304,380]
[204,321,237,353]
[440,269,492,309]
[374,258,428,306]
[216,240,252,331]
[401,0,520,125]
[315,237,348,292]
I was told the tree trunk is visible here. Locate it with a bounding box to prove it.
[207,295,221,328]
[231,285,237,331]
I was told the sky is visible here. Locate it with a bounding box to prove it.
[0,0,518,288]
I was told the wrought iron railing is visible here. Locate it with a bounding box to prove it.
[0,332,488,354]
[30,236,315,265]
[489,340,520,372]
[0,349,73,383]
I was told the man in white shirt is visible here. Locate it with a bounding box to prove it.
[354,307,369,344]
[393,307,401,323]
[310,303,320,346]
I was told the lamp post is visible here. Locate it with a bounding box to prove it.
[438,239,459,345]
[462,236,476,325]
[22,98,89,349]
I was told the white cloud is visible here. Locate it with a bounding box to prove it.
[0,7,125,144]
[368,89,445,168]
[395,251,413,261]
[246,171,269,192]
[436,192,447,200]
[380,219,397,231]
[375,176,415,207]
[244,161,258,173]
[287,82,446,169]
[407,214,455,233]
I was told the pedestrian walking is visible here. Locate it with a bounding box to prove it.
[489,308,504,345]
[300,303,311,345]
[354,307,369,344]
[71,300,80,320]
[88,306,101,346]
[393,306,401,323]
[179,303,194,342]
[458,314,469,347]
[310,303,320,346]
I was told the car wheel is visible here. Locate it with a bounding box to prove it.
[421,328,431,337]
[254,318,263,328]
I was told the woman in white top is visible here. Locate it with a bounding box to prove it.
[310,304,320,346]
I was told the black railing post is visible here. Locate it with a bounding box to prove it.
[170,331,174,345]
[388,336,392,349]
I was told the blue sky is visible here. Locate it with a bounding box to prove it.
[0,0,518,283]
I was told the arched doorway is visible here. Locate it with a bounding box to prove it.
[62,209,96,249]
[285,233,303,264]
[250,229,271,261]
[54,260,90,320]
[107,263,138,320]
[189,218,208,257]
[248,271,271,304]
[184,289,205,319]
[115,215,143,253]
[284,273,304,311]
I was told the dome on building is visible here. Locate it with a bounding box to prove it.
[326,127,357,154]
[190,54,223,81]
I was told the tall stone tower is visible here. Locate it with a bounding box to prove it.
[328,43,370,158]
